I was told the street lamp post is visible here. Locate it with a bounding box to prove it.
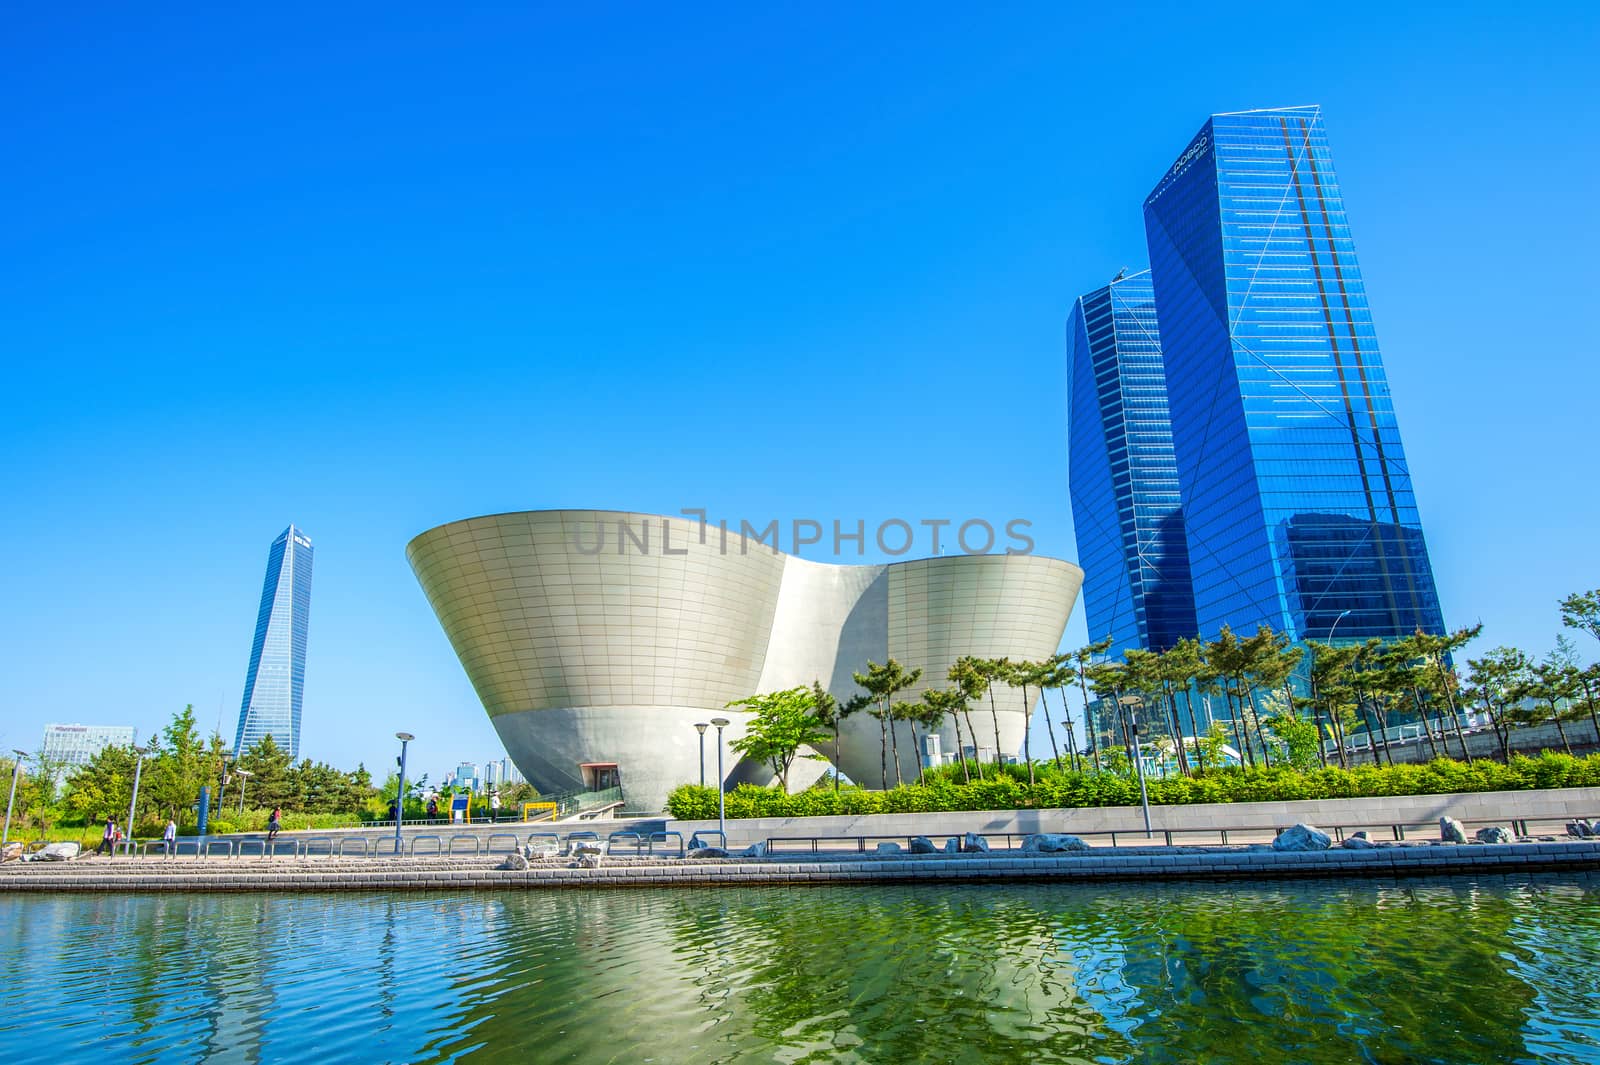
[216,755,231,812]
[3,750,26,847]
[1320,609,1355,759]
[234,768,252,816]
[125,746,149,855]
[394,732,414,853]
[709,717,730,844]
[1119,696,1154,839]
[694,722,709,787]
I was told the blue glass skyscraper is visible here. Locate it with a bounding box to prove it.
[1142,106,1445,644]
[234,525,314,758]
[1067,271,1197,656]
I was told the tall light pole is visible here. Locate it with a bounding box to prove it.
[1327,608,1353,644]
[3,750,26,847]
[394,732,414,852]
[125,745,149,854]
[1119,696,1153,839]
[216,754,231,812]
[709,717,730,843]
[1319,609,1354,760]
[234,768,252,816]
[693,723,709,787]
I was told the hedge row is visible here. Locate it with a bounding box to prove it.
[664,753,1600,820]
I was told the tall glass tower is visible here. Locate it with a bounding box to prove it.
[1067,270,1197,656]
[234,525,314,758]
[1142,106,1445,644]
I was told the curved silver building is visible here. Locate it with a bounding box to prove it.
[407,510,1083,812]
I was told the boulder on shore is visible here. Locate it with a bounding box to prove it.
[961,832,990,853]
[942,837,961,854]
[740,841,769,858]
[875,842,903,855]
[1272,824,1332,852]
[1566,820,1595,839]
[499,853,530,871]
[688,847,729,859]
[1439,817,1469,844]
[1019,833,1091,854]
[1342,832,1377,850]
[908,836,938,854]
[1476,826,1514,845]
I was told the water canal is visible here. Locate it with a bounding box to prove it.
[3,873,1598,1063]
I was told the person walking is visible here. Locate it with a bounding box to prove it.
[266,806,282,847]
[162,817,177,857]
[96,815,117,856]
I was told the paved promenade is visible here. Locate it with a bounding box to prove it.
[4,839,1598,893]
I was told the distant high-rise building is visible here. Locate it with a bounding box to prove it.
[40,723,137,768]
[1067,270,1198,657]
[1141,106,1445,645]
[234,525,314,759]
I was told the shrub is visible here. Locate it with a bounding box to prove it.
[663,753,1600,820]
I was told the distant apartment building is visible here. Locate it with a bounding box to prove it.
[41,723,137,767]
[234,525,314,759]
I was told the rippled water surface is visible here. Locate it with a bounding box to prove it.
[4,874,1600,1063]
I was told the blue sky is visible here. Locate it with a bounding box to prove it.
[3,4,1597,784]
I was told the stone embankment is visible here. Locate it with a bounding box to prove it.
[4,831,1599,893]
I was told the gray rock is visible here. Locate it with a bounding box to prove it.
[1439,817,1469,844]
[1020,833,1091,853]
[576,854,604,869]
[908,836,938,854]
[1342,832,1377,850]
[740,841,769,858]
[942,837,961,854]
[961,832,990,853]
[1566,820,1595,839]
[688,847,729,859]
[523,843,559,860]
[499,852,530,871]
[1272,824,1332,852]
[874,841,903,855]
[1476,826,1514,845]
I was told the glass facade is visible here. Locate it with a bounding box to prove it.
[1142,106,1445,644]
[1067,271,1197,656]
[234,525,314,759]
[40,723,137,767]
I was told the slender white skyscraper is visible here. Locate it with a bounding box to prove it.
[233,525,314,759]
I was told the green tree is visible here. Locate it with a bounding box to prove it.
[1559,589,1600,648]
[919,687,971,782]
[947,658,990,779]
[1001,658,1047,785]
[1068,637,1114,771]
[963,657,1010,769]
[727,686,832,792]
[1308,640,1361,768]
[63,741,140,825]
[1039,653,1078,773]
[148,704,208,819]
[1260,691,1321,771]
[235,734,294,809]
[808,682,869,792]
[853,659,922,789]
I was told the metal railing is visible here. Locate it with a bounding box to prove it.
[758,814,1597,855]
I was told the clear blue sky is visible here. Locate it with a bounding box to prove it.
[3,5,1597,784]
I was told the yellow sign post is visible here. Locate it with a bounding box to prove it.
[523,802,558,822]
